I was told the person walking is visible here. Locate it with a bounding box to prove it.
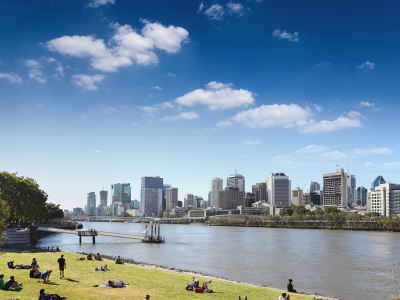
[58,255,66,279]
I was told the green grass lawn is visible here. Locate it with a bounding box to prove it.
[0,249,316,300]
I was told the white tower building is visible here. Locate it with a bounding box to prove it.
[211,177,223,208]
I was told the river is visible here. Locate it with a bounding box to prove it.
[36,222,400,299]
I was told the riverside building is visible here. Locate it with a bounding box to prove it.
[211,177,223,208]
[87,192,96,215]
[217,187,245,210]
[291,187,303,206]
[323,169,348,207]
[227,170,245,191]
[184,193,194,208]
[267,172,291,207]
[252,182,268,202]
[99,190,108,206]
[140,176,163,215]
[110,183,131,204]
[367,183,400,217]
[166,187,178,211]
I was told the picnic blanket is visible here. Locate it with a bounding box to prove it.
[99,284,129,288]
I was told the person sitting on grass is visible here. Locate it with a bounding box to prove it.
[55,247,60,252]
[193,281,213,293]
[32,258,38,267]
[87,253,93,260]
[185,277,199,291]
[95,253,102,261]
[93,265,108,271]
[39,288,67,300]
[287,279,297,293]
[39,270,52,283]
[0,274,5,290]
[30,266,41,279]
[107,280,125,288]
[145,295,150,300]
[4,276,23,290]
[7,261,15,269]
[115,256,123,264]
[279,293,287,300]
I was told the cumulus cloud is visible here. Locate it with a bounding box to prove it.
[272,30,300,42]
[46,57,56,63]
[80,115,88,118]
[168,72,176,77]
[244,140,260,145]
[204,4,225,20]
[298,117,361,133]
[25,59,46,83]
[152,86,162,90]
[358,61,374,69]
[315,104,323,112]
[161,111,199,121]
[197,2,204,12]
[348,111,361,118]
[0,72,23,83]
[71,74,106,91]
[156,102,174,109]
[293,145,330,156]
[102,106,118,113]
[229,104,312,128]
[139,106,158,114]
[46,20,189,72]
[226,3,245,16]
[359,101,375,108]
[139,102,174,115]
[87,0,116,8]
[175,81,254,110]
[216,119,233,128]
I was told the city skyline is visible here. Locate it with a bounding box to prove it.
[1,0,400,210]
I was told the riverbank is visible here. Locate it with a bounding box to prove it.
[0,249,328,300]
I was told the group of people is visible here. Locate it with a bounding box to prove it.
[185,277,213,293]
[47,246,60,252]
[85,252,102,261]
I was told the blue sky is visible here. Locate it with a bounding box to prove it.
[1,0,400,210]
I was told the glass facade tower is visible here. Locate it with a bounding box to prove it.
[140,176,163,215]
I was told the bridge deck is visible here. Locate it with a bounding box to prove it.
[37,227,144,240]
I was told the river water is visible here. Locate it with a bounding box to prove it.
[36,222,400,299]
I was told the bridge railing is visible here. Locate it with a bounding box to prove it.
[77,230,98,236]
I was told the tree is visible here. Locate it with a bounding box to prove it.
[324,206,340,214]
[44,203,64,220]
[292,205,307,216]
[366,212,381,217]
[0,188,10,246]
[0,172,48,221]
[122,211,132,217]
[280,207,293,216]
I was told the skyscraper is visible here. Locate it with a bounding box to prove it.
[217,187,245,209]
[87,192,96,215]
[99,190,108,206]
[371,176,386,190]
[347,174,356,206]
[140,176,163,215]
[355,186,367,206]
[111,183,131,204]
[184,194,194,208]
[166,187,178,211]
[208,191,211,206]
[323,169,348,207]
[227,170,245,191]
[211,178,223,208]
[309,181,321,192]
[291,187,303,206]
[252,182,267,202]
[367,183,400,217]
[267,172,291,207]
[163,184,171,211]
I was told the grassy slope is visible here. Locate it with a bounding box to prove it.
[0,249,315,300]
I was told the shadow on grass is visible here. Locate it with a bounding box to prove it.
[65,278,79,282]
[37,281,60,286]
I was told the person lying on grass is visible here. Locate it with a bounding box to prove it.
[185,277,200,291]
[39,288,67,300]
[74,257,85,261]
[193,281,213,293]
[93,265,108,271]
[39,270,52,283]
[4,276,23,290]
[7,261,32,269]
[107,280,126,288]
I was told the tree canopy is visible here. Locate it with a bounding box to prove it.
[0,188,10,245]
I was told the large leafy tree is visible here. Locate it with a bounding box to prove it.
[0,172,48,221]
[44,203,64,220]
[0,188,10,245]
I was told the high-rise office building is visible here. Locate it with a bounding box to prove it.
[211,178,223,208]
[99,190,108,206]
[367,183,400,217]
[355,187,367,206]
[252,182,267,202]
[208,191,211,206]
[309,181,321,192]
[246,192,256,207]
[218,187,245,209]
[87,192,96,215]
[131,199,140,209]
[323,169,348,207]
[140,176,163,215]
[166,187,178,211]
[347,174,356,206]
[111,183,131,204]
[267,172,291,207]
[227,171,245,191]
[371,176,386,190]
[184,194,194,208]
[291,187,303,206]
[163,184,171,211]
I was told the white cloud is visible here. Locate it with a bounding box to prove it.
[0,72,23,83]
[148,93,154,98]
[298,117,361,133]
[229,104,312,128]
[382,162,400,169]
[197,2,204,12]
[204,4,225,20]
[102,106,118,113]
[226,3,245,16]
[358,61,374,69]
[315,104,323,112]
[175,81,254,110]
[87,0,116,8]
[139,106,158,114]
[168,72,176,77]
[316,62,330,67]
[272,30,300,42]
[359,101,375,108]
[47,57,56,63]
[349,148,394,156]
[216,119,233,128]
[156,102,174,109]
[293,145,330,156]
[152,86,162,90]
[55,63,64,76]
[46,20,189,72]
[94,150,101,153]
[161,111,199,121]
[80,115,88,118]
[25,59,46,83]
[348,111,361,118]
[71,74,106,91]
[194,130,202,134]
[244,140,260,145]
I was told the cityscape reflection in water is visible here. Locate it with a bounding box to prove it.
[36,222,400,300]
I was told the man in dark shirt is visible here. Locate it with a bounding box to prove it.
[287,279,297,293]
[4,276,22,290]
[39,288,66,300]
[57,255,66,279]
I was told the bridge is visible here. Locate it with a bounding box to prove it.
[37,221,164,244]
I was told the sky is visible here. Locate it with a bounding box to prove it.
[1,0,400,210]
